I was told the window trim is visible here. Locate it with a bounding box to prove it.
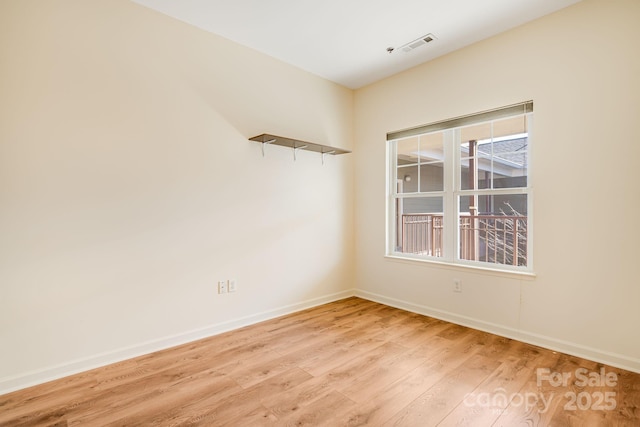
[383,253,537,279]
[386,102,534,274]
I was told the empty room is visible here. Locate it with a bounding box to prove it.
[1,0,639,425]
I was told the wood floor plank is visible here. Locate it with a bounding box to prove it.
[491,352,597,426]
[277,390,356,427]
[227,352,301,389]
[261,375,336,421]
[208,367,313,427]
[387,317,451,348]
[71,369,240,426]
[323,341,413,393]
[341,357,473,425]
[437,355,540,426]
[1,297,639,426]
[604,368,640,425]
[382,353,502,426]
[339,342,445,403]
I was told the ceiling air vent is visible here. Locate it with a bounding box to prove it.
[387,33,437,54]
[401,33,436,52]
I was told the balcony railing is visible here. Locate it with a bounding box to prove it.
[401,213,528,266]
[401,214,443,257]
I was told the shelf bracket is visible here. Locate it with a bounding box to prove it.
[261,138,276,157]
[293,145,308,161]
[321,150,335,165]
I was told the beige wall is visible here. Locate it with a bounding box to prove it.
[0,0,354,392]
[354,0,640,371]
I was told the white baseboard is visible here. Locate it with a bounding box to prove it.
[355,289,640,374]
[0,289,356,396]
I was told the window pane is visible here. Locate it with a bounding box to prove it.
[395,197,443,257]
[418,132,444,160]
[397,165,418,193]
[397,132,444,193]
[418,131,444,191]
[484,136,528,189]
[396,136,417,193]
[403,197,443,214]
[493,115,527,139]
[460,115,529,190]
[420,163,444,192]
[492,150,527,188]
[460,122,491,143]
[459,194,528,266]
[460,155,491,190]
[396,136,419,164]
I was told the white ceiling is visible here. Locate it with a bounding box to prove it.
[132,0,582,89]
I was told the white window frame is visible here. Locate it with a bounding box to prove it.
[386,102,534,274]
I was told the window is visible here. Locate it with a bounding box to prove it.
[387,102,533,272]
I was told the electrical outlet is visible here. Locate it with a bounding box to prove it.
[228,279,236,293]
[218,280,227,294]
[453,279,462,293]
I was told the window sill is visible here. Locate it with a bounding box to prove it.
[384,254,537,280]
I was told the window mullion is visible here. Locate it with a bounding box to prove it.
[396,192,446,199]
[458,188,528,197]
[387,140,398,254]
[443,129,456,262]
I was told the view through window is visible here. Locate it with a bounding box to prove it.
[388,102,533,271]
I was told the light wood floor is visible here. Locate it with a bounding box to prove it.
[1,297,639,426]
